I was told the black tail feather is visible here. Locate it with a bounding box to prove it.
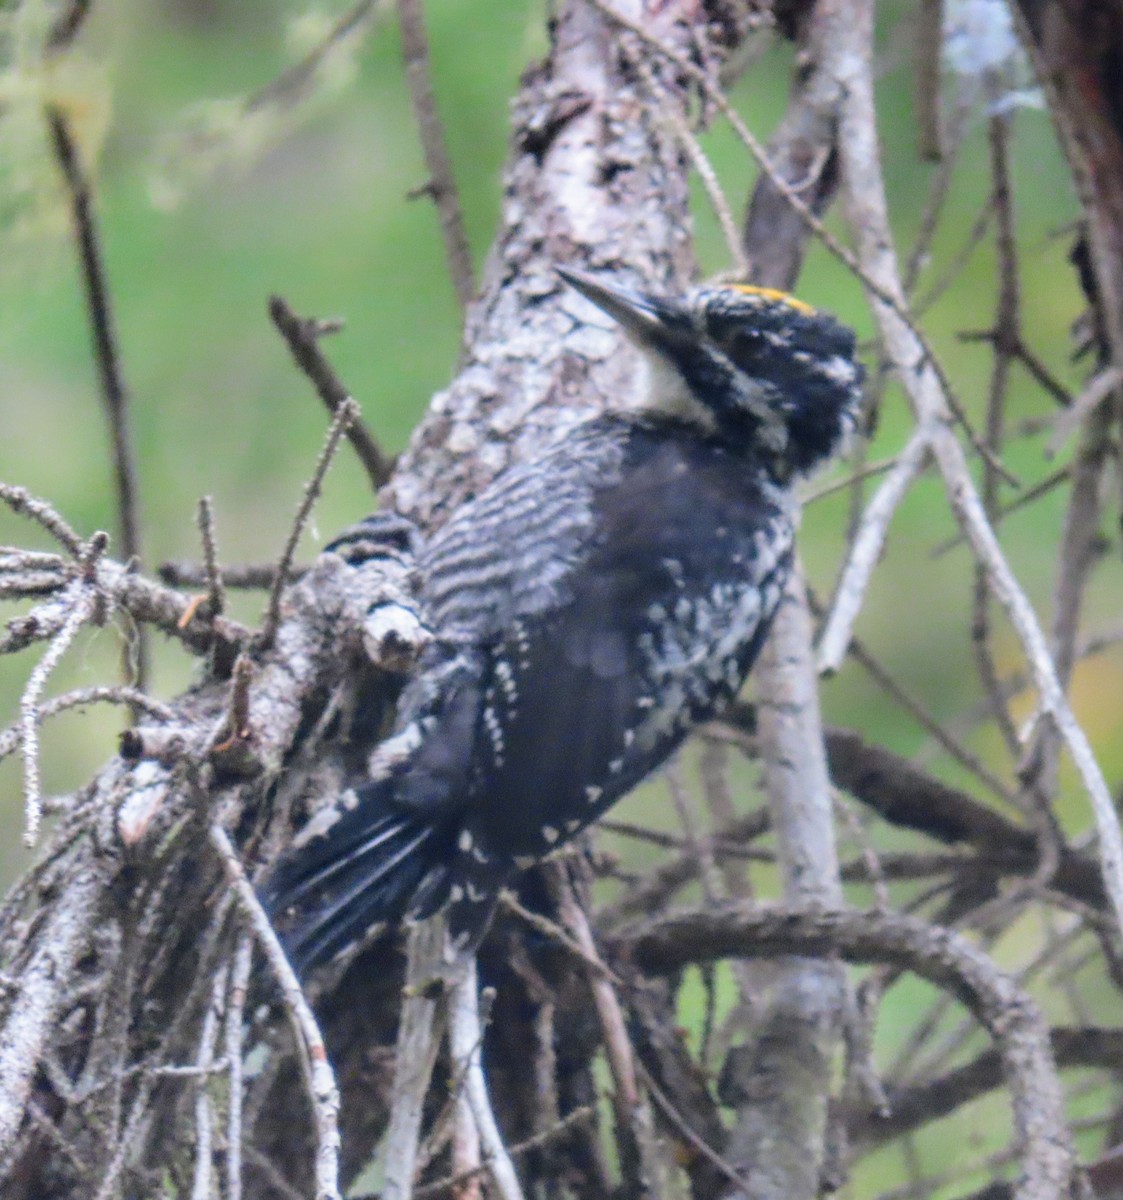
[264,779,456,974]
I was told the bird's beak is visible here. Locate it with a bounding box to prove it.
[557,267,688,350]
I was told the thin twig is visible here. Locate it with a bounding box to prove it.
[665,759,722,904]
[500,889,623,982]
[208,824,341,1200]
[159,561,292,590]
[224,933,254,1200]
[931,465,1072,558]
[413,1106,595,1199]
[815,605,1015,804]
[817,424,933,672]
[636,1058,754,1196]
[914,199,994,317]
[903,98,970,297]
[547,862,669,1197]
[210,654,254,757]
[596,807,771,927]
[599,815,766,862]
[803,454,901,504]
[249,0,379,115]
[970,110,1022,759]
[45,0,95,52]
[245,1147,308,1200]
[448,961,524,1200]
[634,57,746,274]
[0,686,173,764]
[268,295,392,489]
[46,106,147,689]
[20,534,107,845]
[383,917,447,1200]
[0,484,84,557]
[833,786,890,910]
[191,966,228,1200]
[196,496,225,618]
[913,0,944,160]
[160,0,379,191]
[396,0,475,309]
[24,1099,89,1175]
[89,894,238,1200]
[260,399,358,647]
[1045,365,1121,456]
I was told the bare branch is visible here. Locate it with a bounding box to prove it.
[190,966,227,1200]
[46,106,147,689]
[195,497,225,619]
[268,295,393,490]
[397,0,476,309]
[832,0,1123,942]
[158,560,292,590]
[621,904,1075,1200]
[208,824,342,1200]
[0,484,85,558]
[0,685,173,764]
[224,934,254,1200]
[549,861,670,1197]
[817,424,933,672]
[20,533,108,845]
[1,553,250,660]
[448,962,524,1200]
[383,919,447,1200]
[0,843,104,1160]
[260,399,357,647]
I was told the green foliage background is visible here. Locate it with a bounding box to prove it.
[0,1,1119,1191]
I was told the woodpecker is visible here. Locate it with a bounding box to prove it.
[265,268,864,971]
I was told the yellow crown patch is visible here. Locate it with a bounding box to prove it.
[728,285,816,316]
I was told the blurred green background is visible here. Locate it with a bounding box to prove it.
[1,0,1119,1192]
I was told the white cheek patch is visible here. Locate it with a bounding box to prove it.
[628,352,719,431]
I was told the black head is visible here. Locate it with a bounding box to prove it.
[559,267,864,478]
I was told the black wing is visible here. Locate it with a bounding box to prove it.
[444,422,794,861]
